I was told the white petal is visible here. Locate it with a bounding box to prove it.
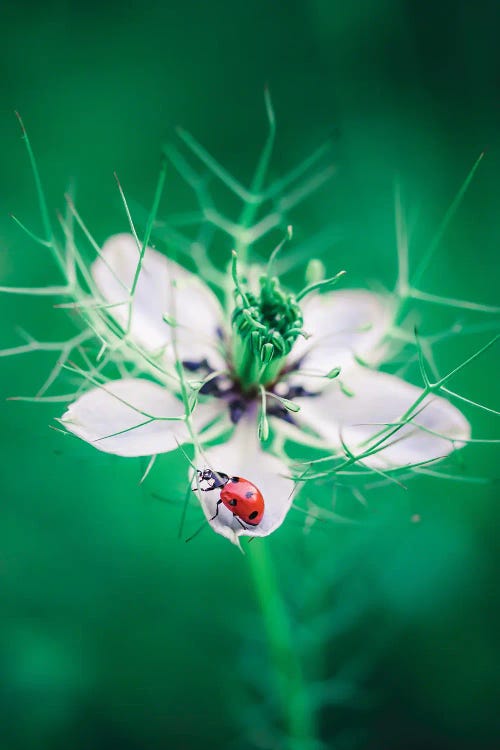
[92,233,226,367]
[293,365,470,469]
[192,398,233,444]
[61,378,188,457]
[193,416,295,545]
[289,290,394,390]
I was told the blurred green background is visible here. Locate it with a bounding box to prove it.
[0,1,498,748]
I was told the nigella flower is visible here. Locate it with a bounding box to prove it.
[6,107,492,548]
[60,232,470,545]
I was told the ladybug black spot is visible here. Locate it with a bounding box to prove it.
[230,477,240,483]
[248,510,259,520]
[245,490,254,499]
[228,498,237,506]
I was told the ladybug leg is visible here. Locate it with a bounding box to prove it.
[196,477,218,493]
[210,499,222,521]
[233,515,248,530]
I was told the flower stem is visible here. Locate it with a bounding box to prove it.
[247,541,316,749]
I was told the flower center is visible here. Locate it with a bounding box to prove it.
[184,250,345,431]
[231,267,305,392]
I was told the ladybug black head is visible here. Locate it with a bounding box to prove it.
[197,468,230,490]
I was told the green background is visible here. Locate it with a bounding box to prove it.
[0,1,498,748]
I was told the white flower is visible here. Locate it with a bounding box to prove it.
[60,234,470,545]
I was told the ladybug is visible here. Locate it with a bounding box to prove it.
[197,469,265,528]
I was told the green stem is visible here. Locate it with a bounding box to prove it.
[247,541,316,749]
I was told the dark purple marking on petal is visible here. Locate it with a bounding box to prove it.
[267,403,298,425]
[229,398,247,424]
[199,379,223,396]
[286,385,319,399]
[182,358,210,372]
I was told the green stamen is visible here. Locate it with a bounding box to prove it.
[231,250,346,392]
[296,269,346,302]
[162,312,177,327]
[261,342,274,364]
[265,391,301,413]
[339,380,354,397]
[258,385,270,441]
[267,224,293,276]
[231,251,306,391]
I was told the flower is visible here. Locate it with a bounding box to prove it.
[60,233,470,545]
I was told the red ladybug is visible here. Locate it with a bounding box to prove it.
[197,469,265,528]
